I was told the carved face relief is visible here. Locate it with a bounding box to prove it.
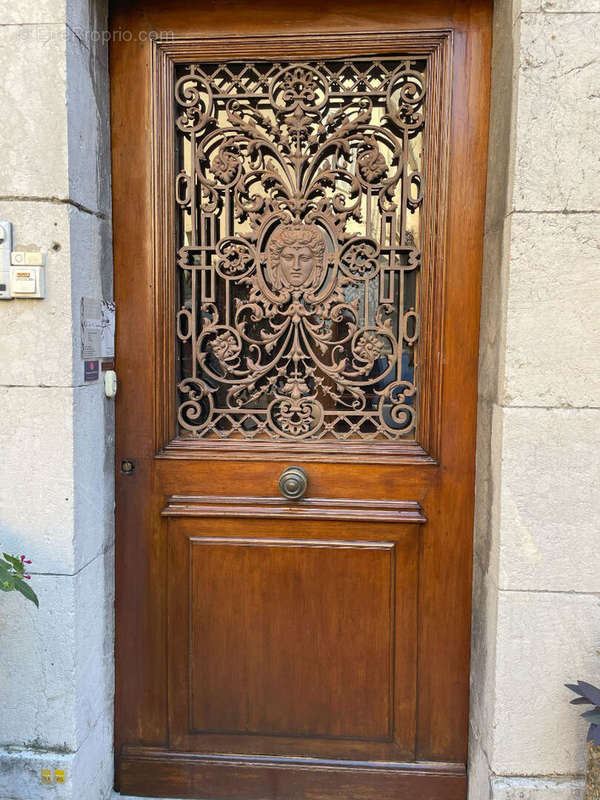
[267,224,327,292]
[280,245,315,288]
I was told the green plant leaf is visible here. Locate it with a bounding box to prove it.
[0,562,14,584]
[3,553,22,570]
[0,569,16,591]
[14,577,39,608]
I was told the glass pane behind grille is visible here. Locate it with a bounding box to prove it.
[174,56,426,441]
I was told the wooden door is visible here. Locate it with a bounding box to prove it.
[110,2,491,798]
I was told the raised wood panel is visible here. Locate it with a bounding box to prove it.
[168,515,419,761]
[189,538,394,739]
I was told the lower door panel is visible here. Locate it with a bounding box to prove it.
[116,494,456,800]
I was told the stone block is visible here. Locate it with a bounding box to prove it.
[503,212,600,408]
[497,407,600,592]
[0,0,66,25]
[73,548,114,743]
[473,401,504,579]
[66,30,112,216]
[0,202,113,386]
[469,560,500,800]
[0,384,113,577]
[0,703,113,800]
[479,223,511,406]
[0,549,113,751]
[486,0,519,232]
[0,387,75,574]
[66,0,110,66]
[0,201,75,387]
[491,776,584,799]
[541,1,600,11]
[0,25,68,199]
[68,205,114,386]
[0,573,78,750]
[468,732,493,800]
[71,699,113,800]
[514,13,600,211]
[492,591,600,775]
[66,0,96,40]
[73,383,115,572]
[0,748,73,800]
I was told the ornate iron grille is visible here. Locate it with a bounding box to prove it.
[174,56,426,441]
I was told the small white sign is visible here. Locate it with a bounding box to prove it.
[10,265,45,298]
[12,271,36,293]
[81,297,116,359]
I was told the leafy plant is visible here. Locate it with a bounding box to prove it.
[0,552,39,607]
[566,681,600,745]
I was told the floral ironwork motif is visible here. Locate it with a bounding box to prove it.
[175,57,426,441]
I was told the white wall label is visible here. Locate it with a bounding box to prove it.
[81,297,115,359]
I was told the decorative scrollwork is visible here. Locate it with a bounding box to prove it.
[174,55,426,441]
[174,67,213,134]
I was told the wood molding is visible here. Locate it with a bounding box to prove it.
[152,29,453,464]
[162,495,426,523]
[157,438,437,464]
[154,29,453,60]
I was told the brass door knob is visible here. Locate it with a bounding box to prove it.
[278,466,308,500]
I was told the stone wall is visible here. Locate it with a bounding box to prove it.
[469,0,600,798]
[0,1,114,798]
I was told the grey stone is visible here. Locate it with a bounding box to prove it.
[0,386,76,574]
[514,13,600,211]
[0,25,69,199]
[0,202,74,387]
[0,550,113,752]
[492,591,599,775]
[73,382,115,572]
[498,407,600,592]
[0,0,66,25]
[66,29,112,215]
[503,212,600,407]
[491,777,584,799]
[541,1,600,11]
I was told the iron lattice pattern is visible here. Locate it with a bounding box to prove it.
[174,56,426,441]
